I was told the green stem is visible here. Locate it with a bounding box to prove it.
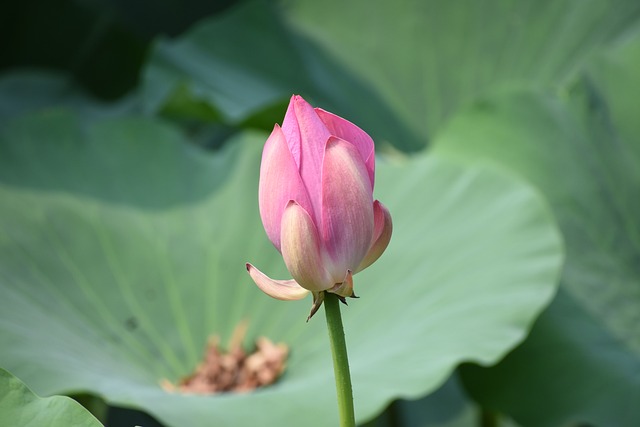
[324,292,356,427]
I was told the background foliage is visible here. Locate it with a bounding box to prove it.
[0,0,638,426]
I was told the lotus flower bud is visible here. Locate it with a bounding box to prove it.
[246,95,392,319]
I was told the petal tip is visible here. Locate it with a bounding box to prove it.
[246,263,309,301]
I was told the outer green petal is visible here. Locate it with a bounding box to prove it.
[328,270,354,298]
[281,201,333,292]
[245,263,309,300]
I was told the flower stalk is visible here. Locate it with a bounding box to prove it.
[324,292,356,427]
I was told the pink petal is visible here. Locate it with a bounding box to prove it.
[259,124,312,251]
[280,96,302,167]
[281,201,334,292]
[245,263,310,300]
[356,201,393,273]
[316,108,375,188]
[282,95,331,224]
[321,136,374,279]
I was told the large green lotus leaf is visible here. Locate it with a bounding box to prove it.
[363,370,525,427]
[361,374,480,427]
[142,0,418,151]
[433,31,640,427]
[0,368,103,426]
[143,0,640,151]
[0,111,562,426]
[0,71,138,126]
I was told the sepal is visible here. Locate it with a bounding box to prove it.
[307,291,325,321]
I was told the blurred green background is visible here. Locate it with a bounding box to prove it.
[0,0,638,426]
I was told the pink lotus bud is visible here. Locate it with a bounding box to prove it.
[246,95,392,318]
